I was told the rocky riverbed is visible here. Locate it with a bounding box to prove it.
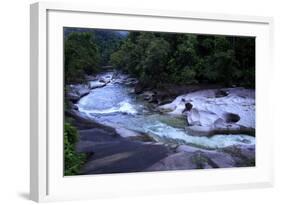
[65,70,255,174]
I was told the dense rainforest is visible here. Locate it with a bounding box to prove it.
[64,28,126,82]
[64,28,255,88]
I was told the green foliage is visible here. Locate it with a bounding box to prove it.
[64,123,86,176]
[64,28,125,67]
[168,35,199,84]
[64,32,100,83]
[110,38,138,72]
[110,32,255,88]
[94,30,124,65]
[64,28,255,88]
[141,37,170,85]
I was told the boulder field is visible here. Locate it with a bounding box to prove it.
[65,71,256,174]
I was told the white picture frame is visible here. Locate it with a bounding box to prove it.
[30,1,274,202]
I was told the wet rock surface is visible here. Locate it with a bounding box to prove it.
[88,80,106,89]
[75,125,170,174]
[65,71,255,174]
[72,111,255,173]
[159,87,255,137]
[146,144,255,171]
[66,84,91,103]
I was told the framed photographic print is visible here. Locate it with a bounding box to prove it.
[30,1,274,202]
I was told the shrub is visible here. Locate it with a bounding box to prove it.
[64,123,86,176]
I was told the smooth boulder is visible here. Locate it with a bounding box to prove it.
[88,80,106,89]
[66,84,90,102]
[159,88,255,136]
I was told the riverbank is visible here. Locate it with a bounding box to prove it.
[66,109,255,174]
[64,70,255,174]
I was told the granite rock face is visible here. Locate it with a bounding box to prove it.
[146,144,255,171]
[158,88,255,136]
[66,84,91,103]
[76,127,170,174]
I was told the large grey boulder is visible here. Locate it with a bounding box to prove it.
[220,144,255,166]
[159,88,255,137]
[187,109,219,126]
[145,152,200,171]
[145,149,235,171]
[176,145,236,168]
[99,76,111,84]
[66,84,91,102]
[88,80,106,89]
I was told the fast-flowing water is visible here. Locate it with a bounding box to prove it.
[77,72,255,149]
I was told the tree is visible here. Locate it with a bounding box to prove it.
[168,34,198,84]
[64,32,100,83]
[64,123,86,175]
[141,38,171,85]
[110,31,255,88]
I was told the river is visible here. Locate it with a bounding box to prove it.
[76,71,255,149]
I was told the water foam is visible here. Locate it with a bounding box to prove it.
[144,122,255,149]
[78,101,137,115]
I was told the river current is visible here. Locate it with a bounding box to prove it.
[76,72,255,149]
